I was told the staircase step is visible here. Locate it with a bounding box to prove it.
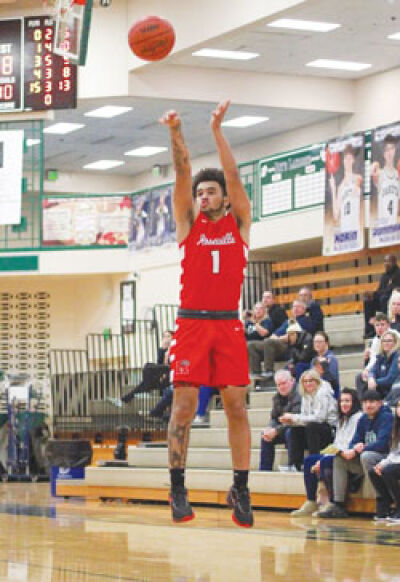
[249,391,274,408]
[128,445,289,471]
[190,427,264,448]
[325,314,363,332]
[336,353,362,370]
[210,408,269,428]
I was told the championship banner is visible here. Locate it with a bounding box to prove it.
[323,133,365,256]
[41,195,131,247]
[0,130,24,225]
[369,122,400,248]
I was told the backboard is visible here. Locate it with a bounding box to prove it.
[53,0,93,66]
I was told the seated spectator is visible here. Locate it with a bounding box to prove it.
[369,398,400,522]
[243,302,273,342]
[357,330,400,400]
[364,254,400,338]
[311,331,340,399]
[259,370,301,471]
[298,286,324,333]
[261,291,288,332]
[389,290,400,333]
[279,369,337,471]
[248,319,314,380]
[122,329,173,403]
[291,389,362,516]
[317,389,393,518]
[356,312,391,397]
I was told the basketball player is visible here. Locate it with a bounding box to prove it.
[159,100,253,527]
[372,134,400,226]
[329,144,362,236]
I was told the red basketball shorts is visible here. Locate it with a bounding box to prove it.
[169,317,249,387]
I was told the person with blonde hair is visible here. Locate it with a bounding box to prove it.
[366,329,400,400]
[388,290,400,333]
[279,369,337,471]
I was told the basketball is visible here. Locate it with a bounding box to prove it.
[128,16,175,62]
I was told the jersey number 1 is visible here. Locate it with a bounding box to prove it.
[211,250,220,274]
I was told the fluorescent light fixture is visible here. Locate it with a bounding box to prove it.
[267,18,340,32]
[124,146,168,157]
[26,138,40,147]
[84,105,133,118]
[222,115,269,128]
[83,160,124,170]
[388,32,400,40]
[306,59,371,71]
[192,48,259,60]
[44,122,85,135]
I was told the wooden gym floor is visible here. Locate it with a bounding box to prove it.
[0,483,400,581]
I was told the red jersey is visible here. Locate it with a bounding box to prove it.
[179,211,247,311]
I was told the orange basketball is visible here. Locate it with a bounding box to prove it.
[128,16,175,62]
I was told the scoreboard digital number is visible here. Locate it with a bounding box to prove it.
[0,19,22,111]
[0,16,77,113]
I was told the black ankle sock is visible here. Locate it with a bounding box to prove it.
[170,468,185,489]
[233,469,248,490]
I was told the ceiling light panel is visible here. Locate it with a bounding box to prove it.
[84,106,133,118]
[83,160,124,170]
[124,146,168,157]
[267,19,340,32]
[44,123,85,135]
[192,48,259,60]
[222,116,269,128]
[306,59,371,71]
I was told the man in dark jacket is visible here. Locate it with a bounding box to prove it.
[298,287,324,334]
[262,291,288,332]
[248,317,314,379]
[259,370,301,470]
[364,254,400,338]
[318,390,393,518]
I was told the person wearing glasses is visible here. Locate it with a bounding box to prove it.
[279,369,337,472]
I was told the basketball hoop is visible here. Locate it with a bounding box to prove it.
[53,0,92,66]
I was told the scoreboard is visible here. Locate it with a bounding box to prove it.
[0,16,77,112]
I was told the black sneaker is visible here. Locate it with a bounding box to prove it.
[169,487,195,523]
[318,503,349,519]
[227,485,254,528]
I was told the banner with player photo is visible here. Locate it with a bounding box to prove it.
[369,122,400,248]
[41,195,132,247]
[0,130,24,225]
[323,133,365,256]
[129,186,175,251]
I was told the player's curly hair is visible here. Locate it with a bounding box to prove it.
[192,168,227,199]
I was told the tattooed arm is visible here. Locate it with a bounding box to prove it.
[159,110,194,243]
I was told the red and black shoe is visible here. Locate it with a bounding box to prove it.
[169,486,195,523]
[227,485,254,528]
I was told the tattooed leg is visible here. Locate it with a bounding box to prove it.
[168,387,198,468]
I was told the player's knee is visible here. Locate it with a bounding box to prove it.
[172,401,195,424]
[224,400,247,422]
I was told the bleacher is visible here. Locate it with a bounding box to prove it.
[56,310,377,513]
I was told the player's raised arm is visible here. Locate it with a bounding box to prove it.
[210,100,251,244]
[159,110,194,242]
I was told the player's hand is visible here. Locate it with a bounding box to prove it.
[159,110,181,129]
[341,449,356,460]
[211,99,230,131]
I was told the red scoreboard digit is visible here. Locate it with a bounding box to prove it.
[24,16,77,111]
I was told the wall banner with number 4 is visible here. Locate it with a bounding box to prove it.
[369,122,400,248]
[0,130,23,225]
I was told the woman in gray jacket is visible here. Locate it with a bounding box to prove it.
[280,369,338,471]
[369,398,400,521]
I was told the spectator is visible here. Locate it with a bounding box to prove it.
[261,291,288,332]
[389,291,400,333]
[259,370,301,471]
[279,369,337,471]
[317,389,393,518]
[368,398,400,522]
[243,302,273,342]
[364,254,400,338]
[193,386,219,424]
[355,312,391,398]
[291,389,362,516]
[298,286,324,333]
[357,330,400,400]
[248,320,314,380]
[311,331,340,399]
[122,329,173,403]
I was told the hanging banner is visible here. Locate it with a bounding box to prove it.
[149,186,175,246]
[369,122,400,248]
[41,195,131,247]
[0,130,24,225]
[129,191,152,250]
[323,133,365,255]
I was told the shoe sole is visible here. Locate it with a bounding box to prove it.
[232,513,253,528]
